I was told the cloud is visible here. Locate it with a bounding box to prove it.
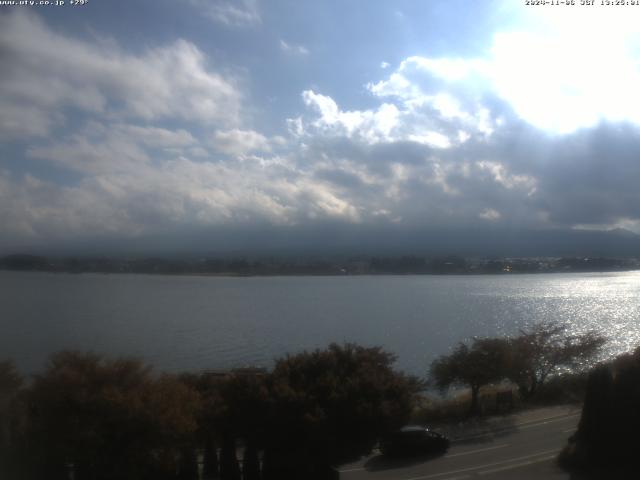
[0,155,365,243]
[279,39,310,56]
[0,101,59,141]
[27,133,150,175]
[213,129,272,156]
[296,86,492,149]
[189,0,261,26]
[365,3,640,135]
[0,11,242,141]
[287,71,640,235]
[367,58,497,137]
[479,208,501,222]
[8,121,364,243]
[300,90,401,144]
[113,125,197,149]
[25,122,199,174]
[4,7,640,251]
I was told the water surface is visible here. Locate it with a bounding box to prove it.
[1,271,638,375]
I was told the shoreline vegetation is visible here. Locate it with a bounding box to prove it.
[0,323,616,479]
[2,253,640,277]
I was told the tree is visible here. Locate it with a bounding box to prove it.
[430,338,511,415]
[26,351,201,480]
[180,369,270,480]
[264,343,420,479]
[0,360,24,478]
[218,375,268,480]
[179,372,224,479]
[508,322,606,399]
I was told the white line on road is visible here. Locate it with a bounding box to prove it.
[562,428,575,433]
[338,444,510,473]
[401,449,559,480]
[455,413,579,441]
[518,415,579,430]
[445,443,509,458]
[478,454,557,475]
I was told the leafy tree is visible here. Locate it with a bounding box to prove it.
[430,338,511,415]
[264,343,420,479]
[218,375,268,480]
[26,351,201,480]
[179,372,223,479]
[0,360,22,396]
[0,360,24,478]
[180,371,268,480]
[508,322,606,399]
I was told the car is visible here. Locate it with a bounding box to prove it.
[380,426,450,457]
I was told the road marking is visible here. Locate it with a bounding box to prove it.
[339,444,510,473]
[478,454,556,475]
[562,428,575,433]
[518,413,580,430]
[515,412,580,427]
[401,449,559,480]
[445,444,509,458]
[455,413,579,441]
[340,466,365,473]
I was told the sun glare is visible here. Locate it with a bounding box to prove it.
[488,3,640,133]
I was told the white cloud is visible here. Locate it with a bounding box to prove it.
[280,40,310,56]
[380,61,390,69]
[0,11,242,141]
[7,118,365,240]
[189,0,261,26]
[296,88,479,148]
[114,125,197,149]
[476,161,537,196]
[26,129,151,175]
[367,59,496,139]
[2,155,363,238]
[408,132,451,149]
[0,101,58,140]
[479,208,501,222]
[213,129,272,156]
[25,121,200,174]
[301,90,400,143]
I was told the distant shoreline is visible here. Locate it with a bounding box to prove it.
[3,253,640,277]
[2,265,639,278]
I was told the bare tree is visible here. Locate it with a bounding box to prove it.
[508,322,606,399]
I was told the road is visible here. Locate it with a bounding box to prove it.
[338,408,580,480]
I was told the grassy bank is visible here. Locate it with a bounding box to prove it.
[412,372,588,426]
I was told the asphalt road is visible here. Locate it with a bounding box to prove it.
[338,409,580,480]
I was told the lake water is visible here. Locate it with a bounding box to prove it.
[2,271,639,376]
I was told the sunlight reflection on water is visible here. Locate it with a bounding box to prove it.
[486,271,640,361]
[1,271,639,375]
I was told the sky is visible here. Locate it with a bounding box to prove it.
[2,0,640,255]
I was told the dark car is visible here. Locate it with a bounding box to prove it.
[380,426,450,457]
